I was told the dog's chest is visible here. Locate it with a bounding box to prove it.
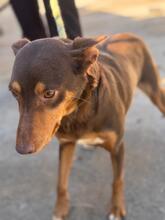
[59,134,105,148]
[77,137,104,146]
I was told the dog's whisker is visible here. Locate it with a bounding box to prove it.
[65,95,92,105]
[74,97,92,104]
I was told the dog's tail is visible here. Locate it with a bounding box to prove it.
[138,43,165,115]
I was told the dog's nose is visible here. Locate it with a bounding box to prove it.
[16,144,35,154]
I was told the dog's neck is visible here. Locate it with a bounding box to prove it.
[57,62,102,138]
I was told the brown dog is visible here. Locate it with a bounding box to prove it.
[9,33,165,220]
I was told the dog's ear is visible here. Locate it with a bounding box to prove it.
[12,38,30,55]
[70,35,108,73]
[70,36,108,89]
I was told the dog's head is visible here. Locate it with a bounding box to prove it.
[9,36,107,154]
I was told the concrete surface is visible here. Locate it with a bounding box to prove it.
[0,1,165,220]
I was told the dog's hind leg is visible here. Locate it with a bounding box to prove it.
[106,141,126,220]
[53,141,76,220]
[138,47,165,115]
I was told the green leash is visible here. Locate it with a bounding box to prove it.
[50,0,67,38]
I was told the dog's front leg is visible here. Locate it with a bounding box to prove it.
[53,141,76,220]
[108,141,126,220]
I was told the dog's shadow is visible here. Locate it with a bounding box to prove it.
[67,205,107,220]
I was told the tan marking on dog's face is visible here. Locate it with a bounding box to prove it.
[15,87,78,154]
[34,82,46,95]
[10,80,21,93]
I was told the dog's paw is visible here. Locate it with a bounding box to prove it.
[108,214,126,220]
[109,214,119,220]
[52,216,63,220]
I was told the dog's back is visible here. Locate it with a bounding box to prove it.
[98,33,144,110]
[97,33,165,114]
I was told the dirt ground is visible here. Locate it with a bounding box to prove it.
[0,1,165,220]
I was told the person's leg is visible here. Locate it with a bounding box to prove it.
[58,0,82,39]
[43,0,59,37]
[10,0,46,40]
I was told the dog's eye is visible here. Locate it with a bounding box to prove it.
[44,90,55,98]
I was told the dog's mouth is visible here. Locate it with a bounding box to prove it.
[35,123,60,152]
[16,113,62,156]
[51,122,60,137]
[33,125,60,154]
